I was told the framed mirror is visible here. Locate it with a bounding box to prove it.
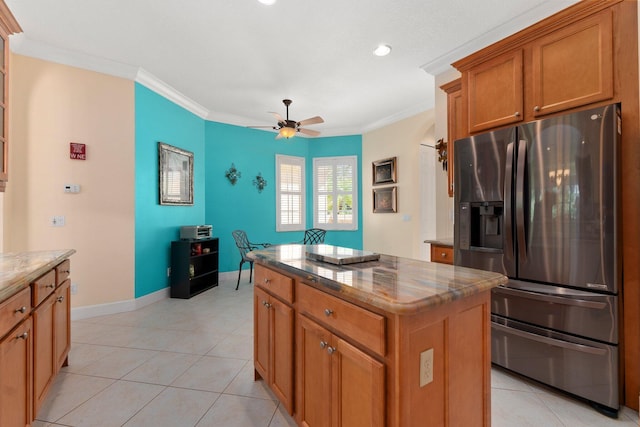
[158,142,193,205]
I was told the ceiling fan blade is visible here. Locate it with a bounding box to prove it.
[247,125,277,129]
[298,128,321,137]
[297,116,324,127]
[269,111,286,124]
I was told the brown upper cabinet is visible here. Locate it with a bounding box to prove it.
[455,7,614,135]
[466,50,524,133]
[440,78,463,197]
[529,10,613,117]
[0,1,22,192]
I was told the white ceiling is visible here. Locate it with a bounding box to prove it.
[6,0,578,137]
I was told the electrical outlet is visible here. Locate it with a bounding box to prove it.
[420,348,434,387]
[167,267,171,277]
[71,283,78,295]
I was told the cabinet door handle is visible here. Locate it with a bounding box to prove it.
[514,111,520,117]
[46,284,55,289]
[14,306,27,314]
[262,301,271,308]
[441,252,447,257]
[57,296,64,303]
[16,332,28,340]
[60,270,70,274]
[320,341,327,349]
[263,278,270,284]
[327,346,336,355]
[533,105,540,112]
[324,308,333,317]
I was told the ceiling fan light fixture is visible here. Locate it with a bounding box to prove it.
[258,0,277,5]
[279,127,296,139]
[373,44,392,57]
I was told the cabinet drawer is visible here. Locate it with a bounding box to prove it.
[0,286,31,338]
[55,259,71,286]
[255,266,294,304]
[297,283,385,357]
[32,270,56,307]
[431,245,454,265]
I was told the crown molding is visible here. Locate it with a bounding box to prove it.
[135,69,209,119]
[360,100,433,135]
[9,34,430,135]
[9,34,211,119]
[421,0,580,75]
[9,34,139,80]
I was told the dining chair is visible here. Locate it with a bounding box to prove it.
[303,228,326,244]
[231,230,270,290]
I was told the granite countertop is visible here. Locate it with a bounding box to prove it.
[248,244,506,315]
[0,249,76,303]
[424,237,454,247]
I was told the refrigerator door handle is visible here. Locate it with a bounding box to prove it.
[492,322,607,356]
[495,285,608,309]
[516,139,527,262]
[504,142,515,262]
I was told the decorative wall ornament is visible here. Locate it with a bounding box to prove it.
[435,138,448,171]
[225,163,241,185]
[372,157,397,185]
[253,172,267,193]
[420,139,448,172]
[373,186,397,213]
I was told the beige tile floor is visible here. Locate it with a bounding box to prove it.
[34,276,639,427]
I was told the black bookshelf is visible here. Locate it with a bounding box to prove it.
[170,238,219,298]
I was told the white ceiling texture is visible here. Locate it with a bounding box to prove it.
[6,0,578,137]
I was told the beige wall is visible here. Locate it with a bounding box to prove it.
[362,110,437,260]
[433,68,461,240]
[6,54,135,308]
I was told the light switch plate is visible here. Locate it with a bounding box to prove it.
[50,216,65,227]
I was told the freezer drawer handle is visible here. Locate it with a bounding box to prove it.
[495,286,607,309]
[492,322,607,356]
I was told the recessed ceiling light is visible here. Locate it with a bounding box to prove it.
[373,44,392,57]
[258,0,277,5]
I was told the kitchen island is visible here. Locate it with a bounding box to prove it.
[0,249,75,426]
[249,244,507,427]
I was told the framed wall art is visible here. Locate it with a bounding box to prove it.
[373,186,397,213]
[158,142,194,205]
[372,156,397,185]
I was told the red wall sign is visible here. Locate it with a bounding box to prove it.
[70,142,86,160]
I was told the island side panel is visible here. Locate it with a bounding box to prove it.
[397,290,491,427]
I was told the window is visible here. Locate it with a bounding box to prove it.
[276,155,306,231]
[313,156,358,230]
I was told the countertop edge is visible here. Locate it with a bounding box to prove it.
[0,249,76,303]
[249,251,507,315]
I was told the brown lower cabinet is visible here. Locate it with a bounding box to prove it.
[297,314,384,427]
[253,263,493,427]
[0,316,32,427]
[0,258,71,426]
[33,291,55,415]
[254,286,294,414]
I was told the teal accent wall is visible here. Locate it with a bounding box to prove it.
[204,121,363,274]
[135,83,206,298]
[134,85,362,297]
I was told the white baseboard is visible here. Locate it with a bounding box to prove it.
[70,272,241,321]
[70,286,170,321]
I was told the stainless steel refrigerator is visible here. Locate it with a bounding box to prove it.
[454,103,621,416]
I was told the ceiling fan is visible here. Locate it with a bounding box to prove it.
[249,99,324,139]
